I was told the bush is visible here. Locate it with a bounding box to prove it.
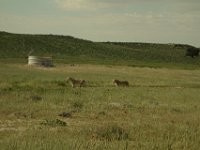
[41,119,67,127]
[30,95,42,101]
[185,47,199,58]
[94,125,129,141]
[72,101,83,110]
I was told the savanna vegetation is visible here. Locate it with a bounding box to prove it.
[0,31,200,149]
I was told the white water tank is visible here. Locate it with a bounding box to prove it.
[28,56,41,65]
[28,56,53,67]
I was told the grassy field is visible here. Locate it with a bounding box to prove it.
[0,61,200,150]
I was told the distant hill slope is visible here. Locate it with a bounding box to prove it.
[0,31,199,68]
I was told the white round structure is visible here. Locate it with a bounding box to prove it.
[28,56,41,65]
[28,56,53,67]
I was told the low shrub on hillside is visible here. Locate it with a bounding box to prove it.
[185,47,199,58]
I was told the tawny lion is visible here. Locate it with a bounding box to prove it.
[113,79,129,87]
[67,77,86,88]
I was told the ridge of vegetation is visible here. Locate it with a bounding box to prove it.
[0,31,199,68]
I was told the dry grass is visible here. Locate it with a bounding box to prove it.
[0,63,200,149]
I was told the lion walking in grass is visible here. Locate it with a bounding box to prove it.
[113,79,129,87]
[67,77,86,88]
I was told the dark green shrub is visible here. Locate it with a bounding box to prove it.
[41,119,67,127]
[72,101,83,110]
[30,95,42,101]
[185,47,199,58]
[58,112,72,118]
[95,125,129,141]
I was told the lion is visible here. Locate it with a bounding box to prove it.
[66,77,86,88]
[113,79,129,87]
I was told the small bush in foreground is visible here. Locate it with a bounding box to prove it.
[41,119,67,127]
[93,125,129,141]
[30,95,42,102]
[72,101,83,111]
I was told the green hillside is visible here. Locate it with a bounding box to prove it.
[0,31,199,68]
